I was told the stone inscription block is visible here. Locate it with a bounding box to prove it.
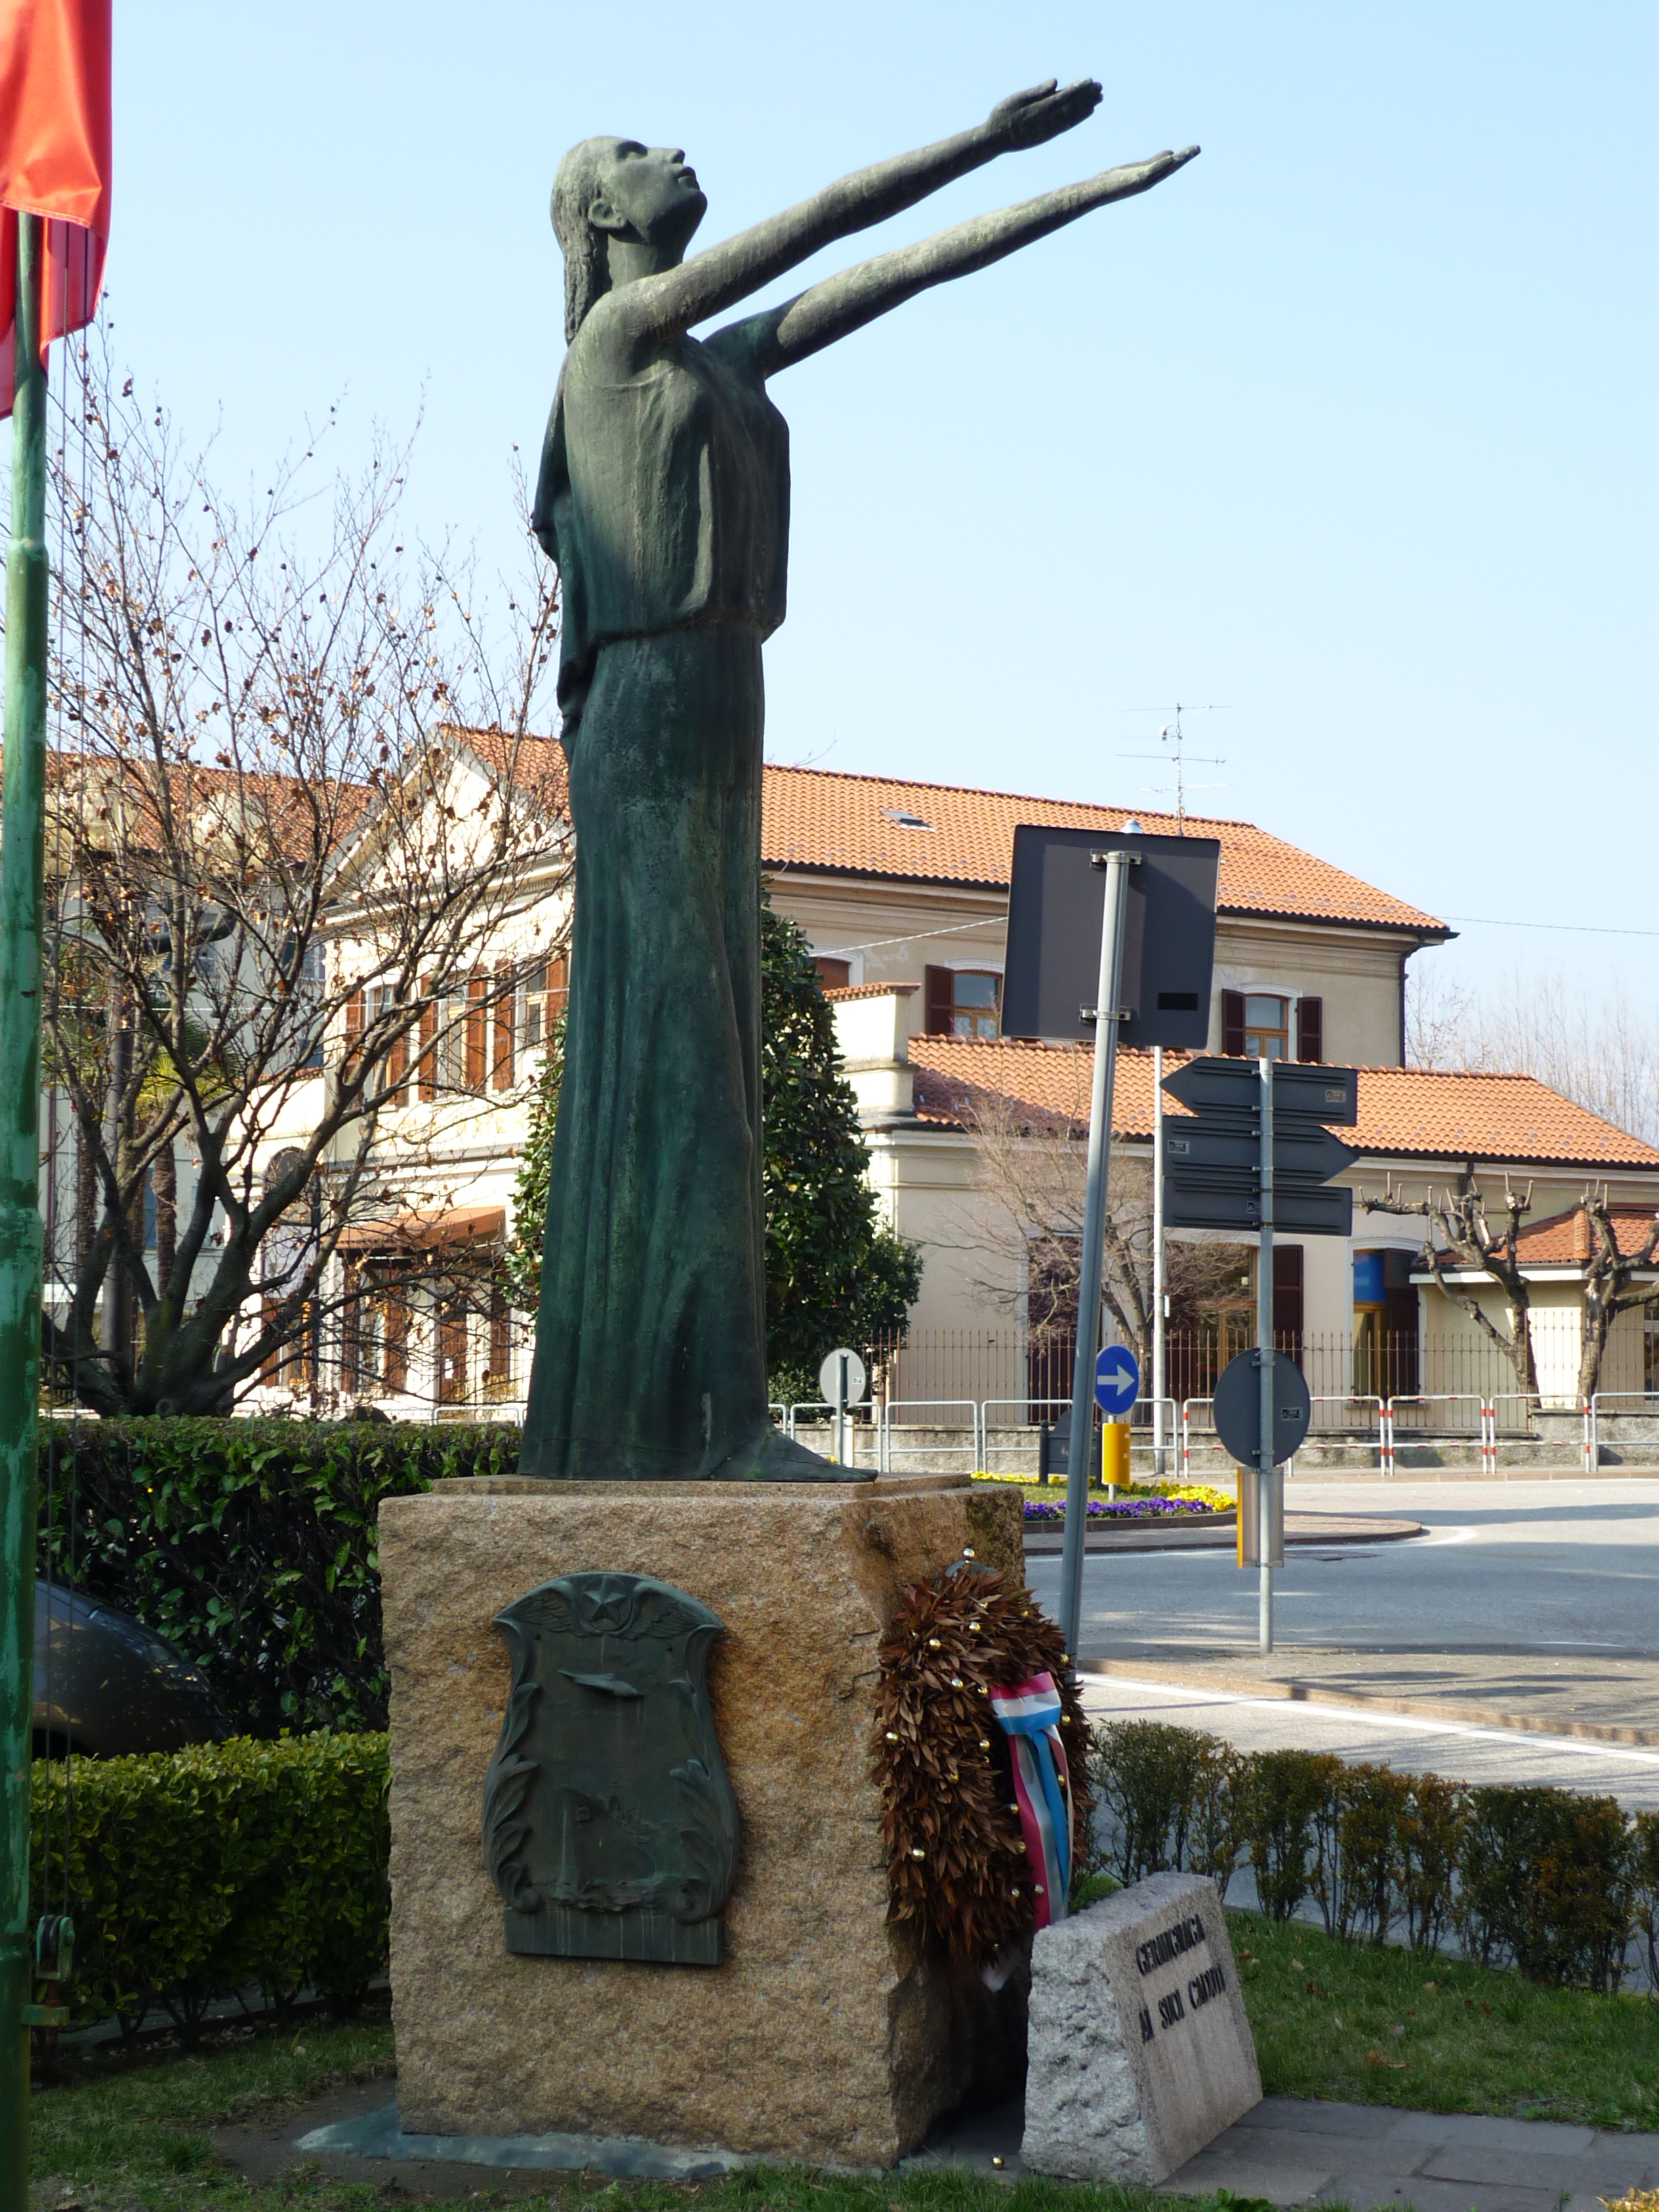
[1022,1871,1261,2185]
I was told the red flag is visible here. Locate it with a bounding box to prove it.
[0,0,110,415]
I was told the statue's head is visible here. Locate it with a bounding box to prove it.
[552,137,708,340]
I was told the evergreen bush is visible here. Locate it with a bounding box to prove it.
[35,1417,519,1734]
[29,1731,389,2036]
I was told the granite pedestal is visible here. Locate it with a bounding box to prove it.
[380,1473,1023,2169]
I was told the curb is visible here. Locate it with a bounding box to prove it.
[1073,1654,1659,1747]
[1023,1513,1424,1556]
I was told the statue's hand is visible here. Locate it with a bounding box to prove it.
[987,78,1103,150]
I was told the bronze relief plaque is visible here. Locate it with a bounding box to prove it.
[483,1571,739,1965]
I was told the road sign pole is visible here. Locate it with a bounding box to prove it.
[1061,848,1135,1661]
[1,212,48,2212]
[1152,1046,1166,1478]
[835,1353,848,1467]
[1257,1056,1275,1655]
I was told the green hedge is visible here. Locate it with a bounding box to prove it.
[1091,1721,1659,1994]
[30,1731,390,2036]
[36,1417,520,1735]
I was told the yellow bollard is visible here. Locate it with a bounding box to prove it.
[1101,1420,1132,1493]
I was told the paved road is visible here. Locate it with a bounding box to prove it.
[1025,1478,1659,1659]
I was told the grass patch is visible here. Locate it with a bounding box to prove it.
[26,2013,1208,2212]
[33,1919,1659,2207]
[1233,1907,1659,2129]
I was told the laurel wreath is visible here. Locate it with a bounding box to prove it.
[872,1559,1094,1965]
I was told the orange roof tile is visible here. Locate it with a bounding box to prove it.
[460,739,1447,938]
[761,762,1448,936]
[905,1038,1659,1171]
[1509,1204,1659,1266]
[823,979,916,1002]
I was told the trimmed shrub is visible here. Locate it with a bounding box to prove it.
[1088,1720,1242,1889]
[1088,1721,1645,1993]
[1456,1784,1633,1991]
[1310,1762,1414,1946]
[1396,1771,1469,1954]
[35,1418,520,1734]
[1237,1748,1343,1923]
[29,1731,390,2035]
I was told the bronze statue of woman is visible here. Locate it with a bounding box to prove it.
[521,82,1196,1482]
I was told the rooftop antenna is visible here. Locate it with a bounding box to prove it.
[1117,701,1230,830]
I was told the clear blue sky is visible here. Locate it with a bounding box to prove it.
[108,1,1654,1003]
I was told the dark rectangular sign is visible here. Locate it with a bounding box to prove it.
[1161,1057,1359,1126]
[1002,825,1221,1048]
[1162,1123,1359,1184]
[1163,1179,1355,1237]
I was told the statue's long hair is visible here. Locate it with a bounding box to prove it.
[551,138,617,342]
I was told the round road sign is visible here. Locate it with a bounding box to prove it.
[1094,1344,1141,1416]
[1212,1349,1311,1469]
[819,1348,867,1407]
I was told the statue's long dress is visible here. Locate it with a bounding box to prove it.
[520,322,826,1479]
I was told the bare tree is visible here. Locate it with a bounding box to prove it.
[1406,959,1659,1147]
[1364,1172,1539,1395]
[1574,1190,1659,1403]
[946,1060,1230,1374]
[28,339,564,1415]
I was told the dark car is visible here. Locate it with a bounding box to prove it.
[33,1579,234,1757]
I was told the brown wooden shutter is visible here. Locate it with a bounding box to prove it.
[417,983,437,1101]
[924,965,955,1035]
[1296,995,1324,1063]
[1221,989,1246,1057]
[548,953,569,1022]
[386,1023,407,1107]
[344,989,364,1076]
[1272,1244,1305,1345]
[382,1284,409,1391]
[340,1258,362,1394]
[465,974,488,1090]
[813,956,851,991]
[491,962,514,1089]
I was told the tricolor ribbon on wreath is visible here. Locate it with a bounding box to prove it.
[987,1668,1073,1931]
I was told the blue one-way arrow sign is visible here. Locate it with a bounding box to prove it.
[1094,1344,1141,1416]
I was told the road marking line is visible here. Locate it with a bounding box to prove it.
[1084,1674,1659,1768]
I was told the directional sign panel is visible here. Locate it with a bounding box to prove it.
[1162,1057,1359,1127]
[1163,1122,1359,1184]
[1212,1348,1312,1469]
[1162,1180,1354,1237]
[1094,1344,1141,1416]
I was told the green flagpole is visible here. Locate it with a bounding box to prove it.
[0,206,49,2212]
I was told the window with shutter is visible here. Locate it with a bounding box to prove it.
[1296,995,1324,1063]
[1221,990,1246,1056]
[813,956,851,989]
[924,965,955,1034]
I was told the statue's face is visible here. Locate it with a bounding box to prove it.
[590,140,707,255]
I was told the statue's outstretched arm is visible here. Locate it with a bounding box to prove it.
[610,80,1102,348]
[714,145,1198,378]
